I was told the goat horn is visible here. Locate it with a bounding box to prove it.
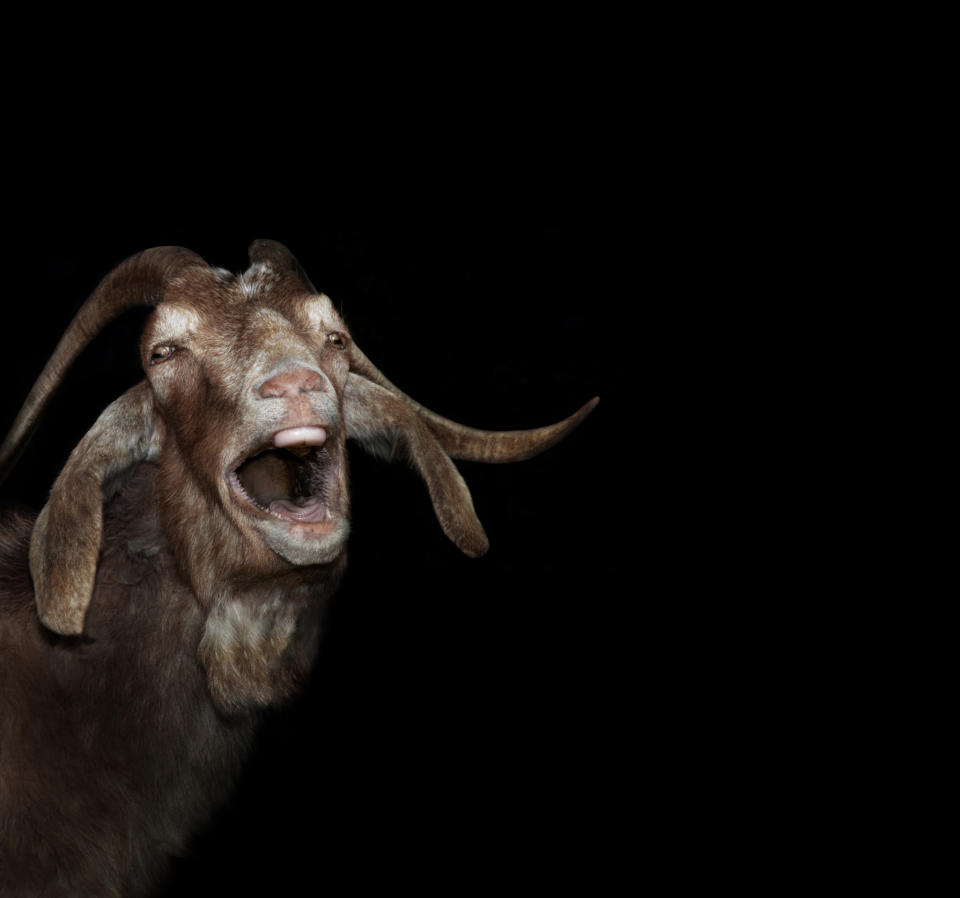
[349,344,599,463]
[0,246,207,485]
[247,239,319,294]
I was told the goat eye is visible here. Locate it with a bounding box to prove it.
[327,332,347,350]
[150,346,177,365]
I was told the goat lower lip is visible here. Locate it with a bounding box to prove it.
[266,496,331,523]
[229,470,332,517]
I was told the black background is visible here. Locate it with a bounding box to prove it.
[1,150,628,892]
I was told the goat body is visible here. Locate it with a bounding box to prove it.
[0,463,299,895]
[0,241,596,895]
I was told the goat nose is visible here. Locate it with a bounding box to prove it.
[257,367,325,400]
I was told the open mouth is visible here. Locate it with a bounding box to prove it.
[229,428,337,524]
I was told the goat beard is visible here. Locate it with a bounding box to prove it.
[195,553,346,715]
[149,452,349,714]
[182,516,346,715]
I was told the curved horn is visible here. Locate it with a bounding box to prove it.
[247,238,319,294]
[349,344,599,463]
[0,246,206,485]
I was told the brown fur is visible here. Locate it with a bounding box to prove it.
[0,241,595,895]
[0,465,316,895]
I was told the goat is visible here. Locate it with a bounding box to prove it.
[0,240,597,896]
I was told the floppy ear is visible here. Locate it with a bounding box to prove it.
[343,372,489,558]
[30,382,158,636]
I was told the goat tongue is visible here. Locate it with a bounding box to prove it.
[274,427,327,449]
[268,496,331,522]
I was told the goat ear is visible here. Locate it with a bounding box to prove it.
[343,372,489,557]
[30,382,158,636]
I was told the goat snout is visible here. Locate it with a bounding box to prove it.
[257,367,325,400]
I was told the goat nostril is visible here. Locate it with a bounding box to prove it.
[257,368,325,400]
